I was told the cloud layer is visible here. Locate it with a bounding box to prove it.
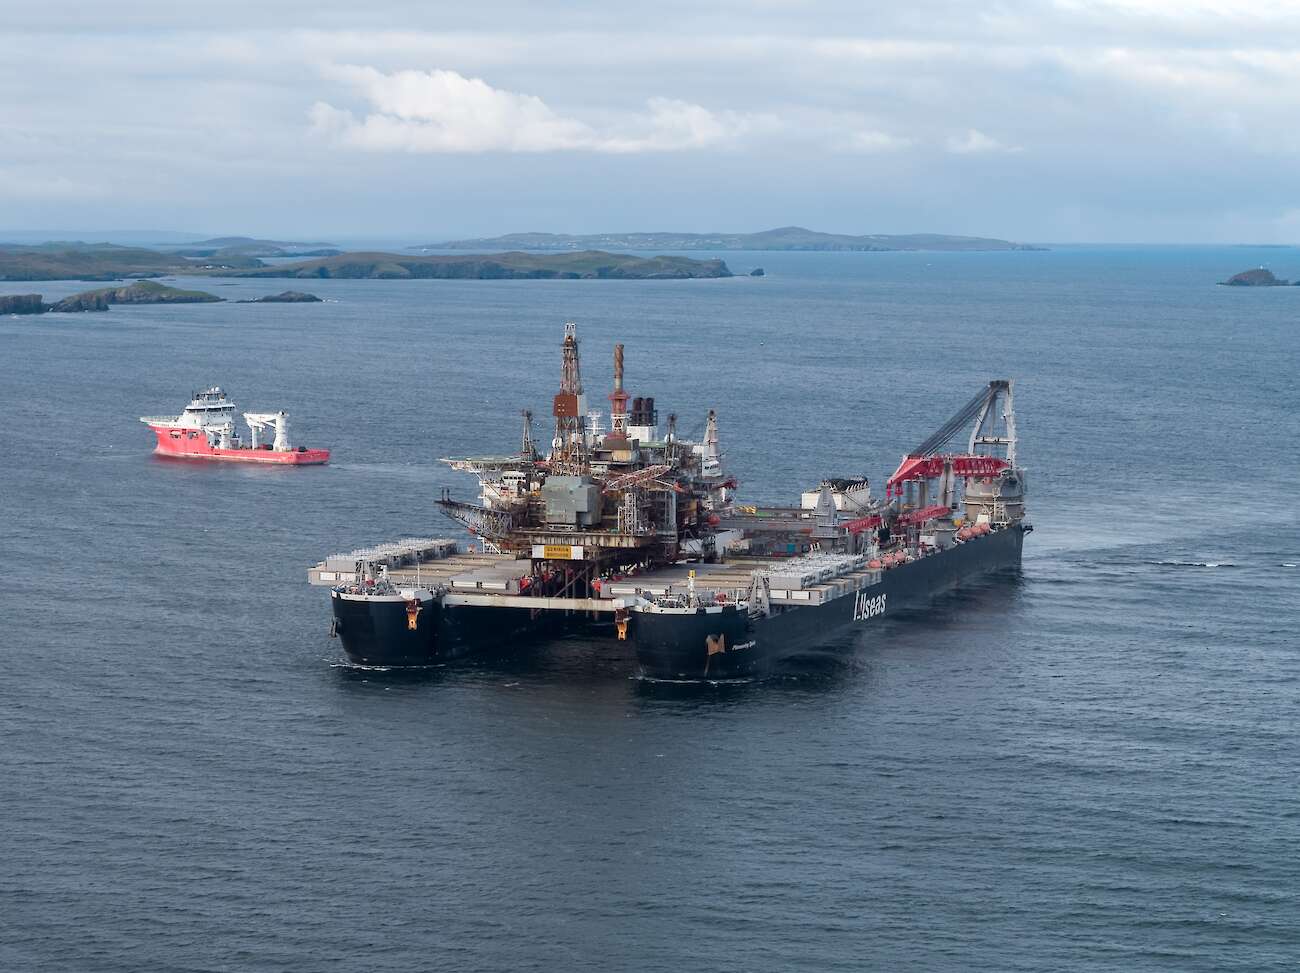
[8,1,1300,238]
[945,130,1020,155]
[309,66,767,153]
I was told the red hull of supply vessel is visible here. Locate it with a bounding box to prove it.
[146,427,330,464]
[141,387,329,465]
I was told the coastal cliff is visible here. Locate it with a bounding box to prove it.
[0,294,46,314]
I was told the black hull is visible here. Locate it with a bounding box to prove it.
[330,593,564,667]
[631,524,1027,681]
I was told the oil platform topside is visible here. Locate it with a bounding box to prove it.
[436,322,736,598]
[309,323,1030,677]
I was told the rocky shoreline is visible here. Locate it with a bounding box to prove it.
[1,282,332,315]
[0,281,222,314]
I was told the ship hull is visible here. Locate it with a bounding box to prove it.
[330,591,567,667]
[147,425,329,464]
[631,524,1027,681]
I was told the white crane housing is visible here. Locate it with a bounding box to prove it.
[243,412,291,451]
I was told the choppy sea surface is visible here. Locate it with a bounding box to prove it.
[2,246,1298,971]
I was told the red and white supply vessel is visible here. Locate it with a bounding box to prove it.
[140,386,330,464]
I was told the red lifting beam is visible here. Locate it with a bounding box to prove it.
[846,502,952,535]
[845,514,883,534]
[886,454,1009,497]
[895,504,953,527]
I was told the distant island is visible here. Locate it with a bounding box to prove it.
[160,237,342,260]
[66,280,222,307]
[0,282,337,314]
[221,250,732,280]
[0,241,730,281]
[1219,268,1293,286]
[1,281,222,314]
[0,237,340,280]
[237,290,323,303]
[0,231,1042,284]
[426,226,1045,252]
[0,243,209,280]
[0,241,298,279]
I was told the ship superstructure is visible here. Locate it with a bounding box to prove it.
[309,325,1030,675]
[141,387,329,464]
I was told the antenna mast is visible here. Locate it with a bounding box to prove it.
[606,343,630,446]
[520,409,535,460]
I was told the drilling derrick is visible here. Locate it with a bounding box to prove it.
[550,323,587,472]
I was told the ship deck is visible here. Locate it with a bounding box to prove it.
[308,539,889,613]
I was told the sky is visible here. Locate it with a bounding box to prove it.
[4,0,1300,243]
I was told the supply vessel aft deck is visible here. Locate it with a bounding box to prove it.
[308,324,1029,676]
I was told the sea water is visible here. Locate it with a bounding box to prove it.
[1,246,1297,971]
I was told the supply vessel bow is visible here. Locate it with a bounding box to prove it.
[309,324,1029,676]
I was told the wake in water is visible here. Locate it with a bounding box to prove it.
[325,463,442,482]
[1146,560,1238,568]
[328,660,446,672]
[632,674,754,686]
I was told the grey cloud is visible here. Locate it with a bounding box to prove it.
[310,65,780,154]
[5,2,1300,240]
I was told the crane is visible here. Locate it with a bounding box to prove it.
[885,381,1017,499]
[437,490,515,539]
[601,464,681,493]
[242,412,291,451]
